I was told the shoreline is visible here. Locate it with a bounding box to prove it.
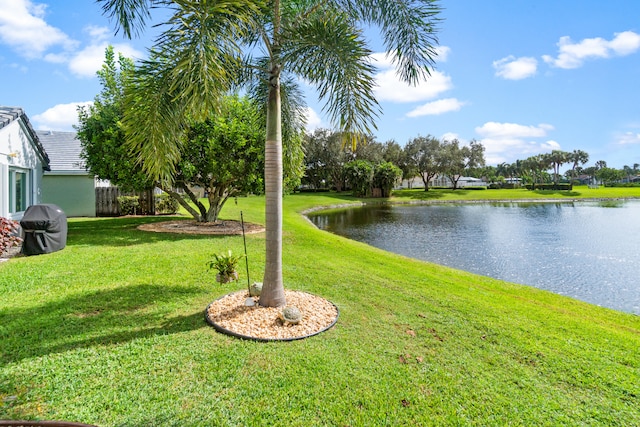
[300,195,640,217]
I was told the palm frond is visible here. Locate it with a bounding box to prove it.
[334,0,442,85]
[119,0,264,183]
[122,56,186,184]
[282,9,380,143]
[96,0,163,38]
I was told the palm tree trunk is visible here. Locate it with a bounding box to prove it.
[259,70,287,307]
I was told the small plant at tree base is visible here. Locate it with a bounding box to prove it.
[0,217,22,256]
[208,250,244,283]
[279,306,302,325]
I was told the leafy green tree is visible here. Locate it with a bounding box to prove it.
[596,167,625,185]
[405,135,441,191]
[522,154,551,188]
[163,96,265,223]
[440,139,485,189]
[344,160,374,197]
[353,137,384,164]
[302,128,351,191]
[99,0,442,307]
[373,162,402,197]
[76,46,153,191]
[381,140,404,166]
[583,166,598,185]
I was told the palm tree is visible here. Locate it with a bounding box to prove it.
[547,150,570,188]
[98,0,442,307]
[568,149,589,182]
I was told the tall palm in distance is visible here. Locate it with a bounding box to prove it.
[97,0,442,306]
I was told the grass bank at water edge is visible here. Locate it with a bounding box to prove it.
[1,190,639,426]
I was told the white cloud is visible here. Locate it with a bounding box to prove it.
[0,0,77,58]
[68,41,143,78]
[85,25,111,41]
[441,132,461,142]
[616,131,640,145]
[493,56,537,80]
[371,51,453,103]
[66,25,143,78]
[374,68,453,103]
[608,31,640,55]
[32,101,93,131]
[406,98,466,117]
[543,31,640,69]
[304,107,323,132]
[476,122,553,138]
[0,5,142,78]
[475,122,559,165]
[434,46,451,62]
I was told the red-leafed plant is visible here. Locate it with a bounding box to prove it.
[0,217,22,256]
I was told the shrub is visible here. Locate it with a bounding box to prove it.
[1,217,22,256]
[117,195,140,215]
[155,194,179,214]
[344,160,374,197]
[604,182,640,188]
[525,183,573,190]
[373,162,402,197]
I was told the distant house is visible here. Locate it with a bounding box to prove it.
[398,174,488,189]
[38,130,96,217]
[0,106,50,220]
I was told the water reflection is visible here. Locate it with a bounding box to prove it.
[309,201,640,314]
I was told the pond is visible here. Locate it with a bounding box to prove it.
[308,200,640,315]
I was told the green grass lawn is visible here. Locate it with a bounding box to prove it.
[1,188,639,426]
[391,184,640,202]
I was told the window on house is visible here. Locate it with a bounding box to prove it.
[9,168,29,214]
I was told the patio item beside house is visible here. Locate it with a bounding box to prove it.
[20,204,67,255]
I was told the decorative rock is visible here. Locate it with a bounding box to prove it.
[206,290,338,340]
[249,282,263,297]
[280,306,302,325]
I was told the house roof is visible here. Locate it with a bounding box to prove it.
[36,130,88,174]
[0,106,50,170]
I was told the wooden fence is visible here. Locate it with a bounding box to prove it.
[95,187,156,217]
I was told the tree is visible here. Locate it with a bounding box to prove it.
[381,140,404,166]
[163,96,265,223]
[405,135,441,191]
[546,150,570,188]
[522,154,551,188]
[353,137,384,163]
[302,128,352,191]
[373,162,402,197]
[440,139,485,189]
[596,167,624,185]
[344,160,374,197]
[568,149,589,182]
[76,46,153,191]
[98,0,442,307]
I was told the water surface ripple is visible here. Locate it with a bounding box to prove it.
[309,201,640,315]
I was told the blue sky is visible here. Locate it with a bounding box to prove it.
[1,1,640,169]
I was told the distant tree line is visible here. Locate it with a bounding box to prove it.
[302,132,640,192]
[302,130,486,193]
[485,152,640,187]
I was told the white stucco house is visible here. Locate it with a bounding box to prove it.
[0,106,50,220]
